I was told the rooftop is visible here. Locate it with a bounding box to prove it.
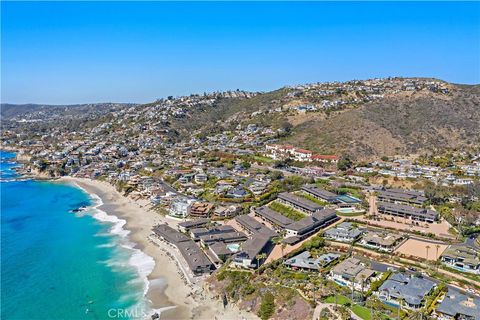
[235,214,277,237]
[153,224,190,244]
[255,206,294,228]
[331,257,375,282]
[286,209,337,233]
[362,230,403,247]
[301,185,337,200]
[379,273,436,306]
[377,201,438,220]
[278,192,323,213]
[436,289,480,319]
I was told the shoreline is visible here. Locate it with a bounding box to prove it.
[58,176,257,320]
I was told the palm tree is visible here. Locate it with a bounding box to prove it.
[435,244,441,270]
[256,253,267,271]
[281,242,287,258]
[426,245,430,262]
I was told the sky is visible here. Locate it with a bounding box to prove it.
[1,1,479,105]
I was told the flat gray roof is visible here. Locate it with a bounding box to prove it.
[302,185,337,201]
[324,222,363,240]
[153,224,190,244]
[436,289,480,318]
[255,206,294,228]
[177,240,214,272]
[178,218,210,230]
[278,192,323,212]
[377,201,438,220]
[378,273,436,306]
[235,214,277,237]
[241,235,271,259]
[286,209,337,234]
[378,188,427,204]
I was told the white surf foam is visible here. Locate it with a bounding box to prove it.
[71,182,156,317]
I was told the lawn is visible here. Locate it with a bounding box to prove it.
[252,155,275,164]
[268,201,305,221]
[298,192,330,206]
[324,295,372,320]
[323,295,351,305]
[351,305,371,320]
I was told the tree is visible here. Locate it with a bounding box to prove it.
[257,291,275,320]
[268,170,284,180]
[337,155,353,171]
[256,253,267,270]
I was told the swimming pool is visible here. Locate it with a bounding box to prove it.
[334,279,348,287]
[336,195,362,204]
[226,243,240,252]
[382,299,400,308]
[336,207,365,214]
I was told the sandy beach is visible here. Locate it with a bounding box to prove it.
[59,177,257,320]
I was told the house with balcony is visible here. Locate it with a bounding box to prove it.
[328,257,379,292]
[434,289,480,320]
[359,230,403,252]
[324,222,364,243]
[277,192,323,215]
[377,273,436,310]
[441,244,480,274]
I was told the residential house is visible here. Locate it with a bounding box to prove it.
[377,273,436,309]
[434,289,480,320]
[377,188,427,207]
[232,235,273,269]
[254,206,294,230]
[329,257,379,292]
[169,198,195,218]
[284,251,340,271]
[226,186,249,199]
[214,205,240,218]
[359,230,403,252]
[301,185,338,203]
[188,202,214,218]
[377,202,438,223]
[285,209,339,241]
[441,244,480,274]
[277,192,323,215]
[235,214,277,238]
[178,218,210,233]
[194,173,208,184]
[152,224,214,275]
[324,222,364,243]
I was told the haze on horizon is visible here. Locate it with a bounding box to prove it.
[1,1,479,105]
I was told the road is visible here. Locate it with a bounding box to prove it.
[326,241,480,291]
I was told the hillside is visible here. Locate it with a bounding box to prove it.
[0,103,136,121]
[166,79,480,160]
[285,87,480,159]
[3,78,479,160]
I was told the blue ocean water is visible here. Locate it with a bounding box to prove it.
[1,151,148,319]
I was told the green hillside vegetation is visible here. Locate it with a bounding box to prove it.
[268,201,305,221]
[297,192,330,206]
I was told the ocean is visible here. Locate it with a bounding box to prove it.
[1,151,151,319]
